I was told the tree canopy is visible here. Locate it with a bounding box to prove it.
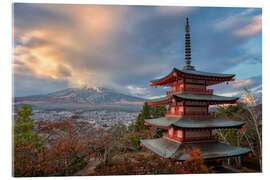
[14,104,42,146]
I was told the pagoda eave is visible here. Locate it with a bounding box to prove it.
[148,99,171,106]
[140,138,251,161]
[147,94,239,106]
[150,68,235,87]
[173,93,239,104]
[144,122,169,129]
[145,116,245,129]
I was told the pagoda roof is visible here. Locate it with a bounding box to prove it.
[179,69,235,79]
[140,138,251,161]
[145,116,245,129]
[148,96,171,103]
[147,93,238,105]
[174,93,239,102]
[145,117,179,127]
[151,68,235,83]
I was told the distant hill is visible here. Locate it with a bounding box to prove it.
[14,87,146,107]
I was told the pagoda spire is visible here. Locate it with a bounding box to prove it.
[183,16,195,71]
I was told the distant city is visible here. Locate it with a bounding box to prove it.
[14,109,140,129]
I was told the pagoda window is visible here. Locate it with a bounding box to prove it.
[169,128,174,136]
[171,107,175,114]
[179,106,184,112]
[177,129,183,139]
[180,83,184,89]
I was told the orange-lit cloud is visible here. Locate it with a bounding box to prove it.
[232,79,254,88]
[13,4,124,88]
[234,15,262,37]
[13,4,195,93]
[214,9,261,37]
[13,5,261,100]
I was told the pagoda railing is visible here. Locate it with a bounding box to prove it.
[162,132,182,143]
[184,136,218,142]
[163,133,218,143]
[163,132,218,142]
[165,112,182,117]
[166,88,213,96]
[165,112,215,117]
[185,88,213,94]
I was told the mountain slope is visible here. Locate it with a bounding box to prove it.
[14,87,146,105]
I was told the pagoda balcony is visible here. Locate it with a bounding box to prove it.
[184,136,219,142]
[166,88,213,96]
[165,112,182,117]
[163,132,219,143]
[162,132,182,143]
[165,112,215,117]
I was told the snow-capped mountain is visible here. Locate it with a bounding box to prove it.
[14,87,145,105]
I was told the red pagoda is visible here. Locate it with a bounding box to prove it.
[140,17,251,161]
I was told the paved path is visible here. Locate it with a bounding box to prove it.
[73,158,100,176]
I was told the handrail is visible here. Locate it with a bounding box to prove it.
[165,112,212,117]
[163,132,218,142]
[184,136,218,142]
[166,88,213,96]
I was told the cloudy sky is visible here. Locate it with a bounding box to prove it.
[13,4,262,100]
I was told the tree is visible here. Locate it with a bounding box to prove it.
[14,104,42,146]
[13,104,43,176]
[241,88,262,171]
[129,102,166,132]
[132,102,151,132]
[151,105,167,118]
[214,88,262,171]
[93,148,211,175]
[14,118,98,176]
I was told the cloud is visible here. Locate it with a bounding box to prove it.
[214,9,261,37]
[126,85,148,96]
[155,6,195,15]
[234,15,262,37]
[13,4,196,95]
[13,4,262,98]
[13,4,126,88]
[211,75,261,101]
[232,79,254,88]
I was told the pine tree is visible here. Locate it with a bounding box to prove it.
[151,105,166,118]
[14,104,41,146]
[129,102,167,132]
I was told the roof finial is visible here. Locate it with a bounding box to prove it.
[183,16,195,71]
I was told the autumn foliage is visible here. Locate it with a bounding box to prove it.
[13,105,211,177]
[14,120,94,176]
[93,147,211,175]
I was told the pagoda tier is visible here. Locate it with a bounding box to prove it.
[144,116,245,129]
[144,116,245,143]
[147,93,239,106]
[150,68,235,87]
[140,138,251,161]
